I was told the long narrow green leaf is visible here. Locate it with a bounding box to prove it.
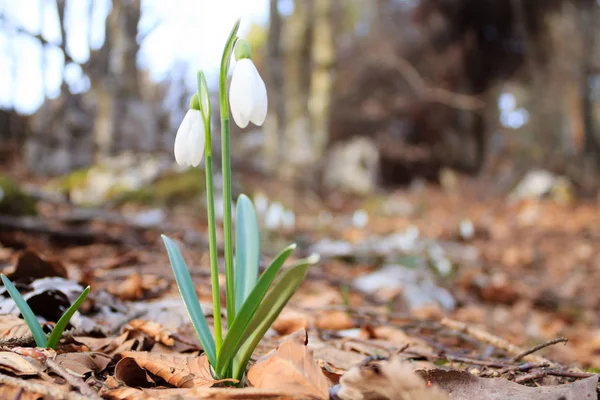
[1,274,47,347]
[231,255,318,380]
[234,194,260,314]
[216,243,296,375]
[161,235,216,366]
[46,286,90,349]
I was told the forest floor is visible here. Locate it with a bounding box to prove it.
[0,168,599,399]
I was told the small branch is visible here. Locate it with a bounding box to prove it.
[440,318,553,365]
[394,57,485,111]
[0,372,89,400]
[46,358,101,400]
[514,369,548,384]
[511,337,568,363]
[444,355,511,369]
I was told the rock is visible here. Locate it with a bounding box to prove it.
[323,137,379,195]
[508,169,573,203]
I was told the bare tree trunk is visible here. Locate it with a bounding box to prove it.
[281,0,312,179]
[582,0,598,165]
[264,0,285,172]
[308,0,334,161]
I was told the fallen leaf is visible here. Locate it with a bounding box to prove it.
[128,319,175,346]
[247,329,330,399]
[115,352,232,388]
[313,346,365,383]
[7,249,68,281]
[333,356,448,400]
[108,272,144,301]
[315,310,354,331]
[0,351,42,376]
[103,386,312,399]
[55,352,112,376]
[272,309,313,335]
[418,369,598,400]
[0,314,33,342]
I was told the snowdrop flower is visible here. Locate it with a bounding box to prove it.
[229,39,267,128]
[174,95,205,167]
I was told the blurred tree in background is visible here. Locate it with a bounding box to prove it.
[0,0,598,194]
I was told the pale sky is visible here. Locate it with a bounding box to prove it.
[0,0,271,114]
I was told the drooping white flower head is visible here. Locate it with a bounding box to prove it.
[229,40,268,128]
[174,98,205,167]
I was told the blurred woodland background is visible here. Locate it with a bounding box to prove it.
[0,0,598,197]
[4,0,600,379]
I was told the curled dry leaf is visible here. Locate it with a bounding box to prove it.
[8,249,69,281]
[127,319,175,346]
[418,369,598,400]
[115,352,235,388]
[313,346,365,383]
[55,352,112,376]
[0,314,33,343]
[0,351,42,376]
[247,329,330,400]
[103,386,313,400]
[333,356,449,400]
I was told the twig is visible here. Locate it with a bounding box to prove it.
[514,368,595,384]
[393,57,485,111]
[0,371,89,400]
[511,337,568,363]
[440,318,552,365]
[444,355,511,369]
[514,369,548,384]
[46,358,101,400]
[546,370,596,379]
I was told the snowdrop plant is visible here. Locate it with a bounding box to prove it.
[162,19,317,382]
[0,274,90,349]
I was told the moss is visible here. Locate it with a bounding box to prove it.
[52,167,91,191]
[113,168,206,206]
[0,175,37,216]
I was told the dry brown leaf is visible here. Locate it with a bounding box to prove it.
[272,309,313,335]
[103,386,312,400]
[108,272,144,300]
[55,352,112,376]
[418,369,598,400]
[0,351,42,376]
[128,319,175,346]
[247,329,330,400]
[0,314,33,342]
[313,346,365,384]
[315,310,354,331]
[7,249,68,280]
[334,356,449,400]
[115,352,233,388]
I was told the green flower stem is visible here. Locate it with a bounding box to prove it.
[219,19,240,326]
[198,71,222,351]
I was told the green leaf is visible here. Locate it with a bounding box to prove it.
[1,274,47,347]
[46,286,90,349]
[161,235,216,366]
[234,194,260,313]
[216,243,296,375]
[231,254,318,380]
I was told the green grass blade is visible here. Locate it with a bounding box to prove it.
[216,243,296,375]
[231,255,318,380]
[234,194,260,314]
[161,235,216,366]
[46,286,90,349]
[1,274,47,347]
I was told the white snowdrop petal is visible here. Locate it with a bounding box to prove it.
[174,111,195,165]
[188,114,206,167]
[230,59,257,128]
[250,66,268,126]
